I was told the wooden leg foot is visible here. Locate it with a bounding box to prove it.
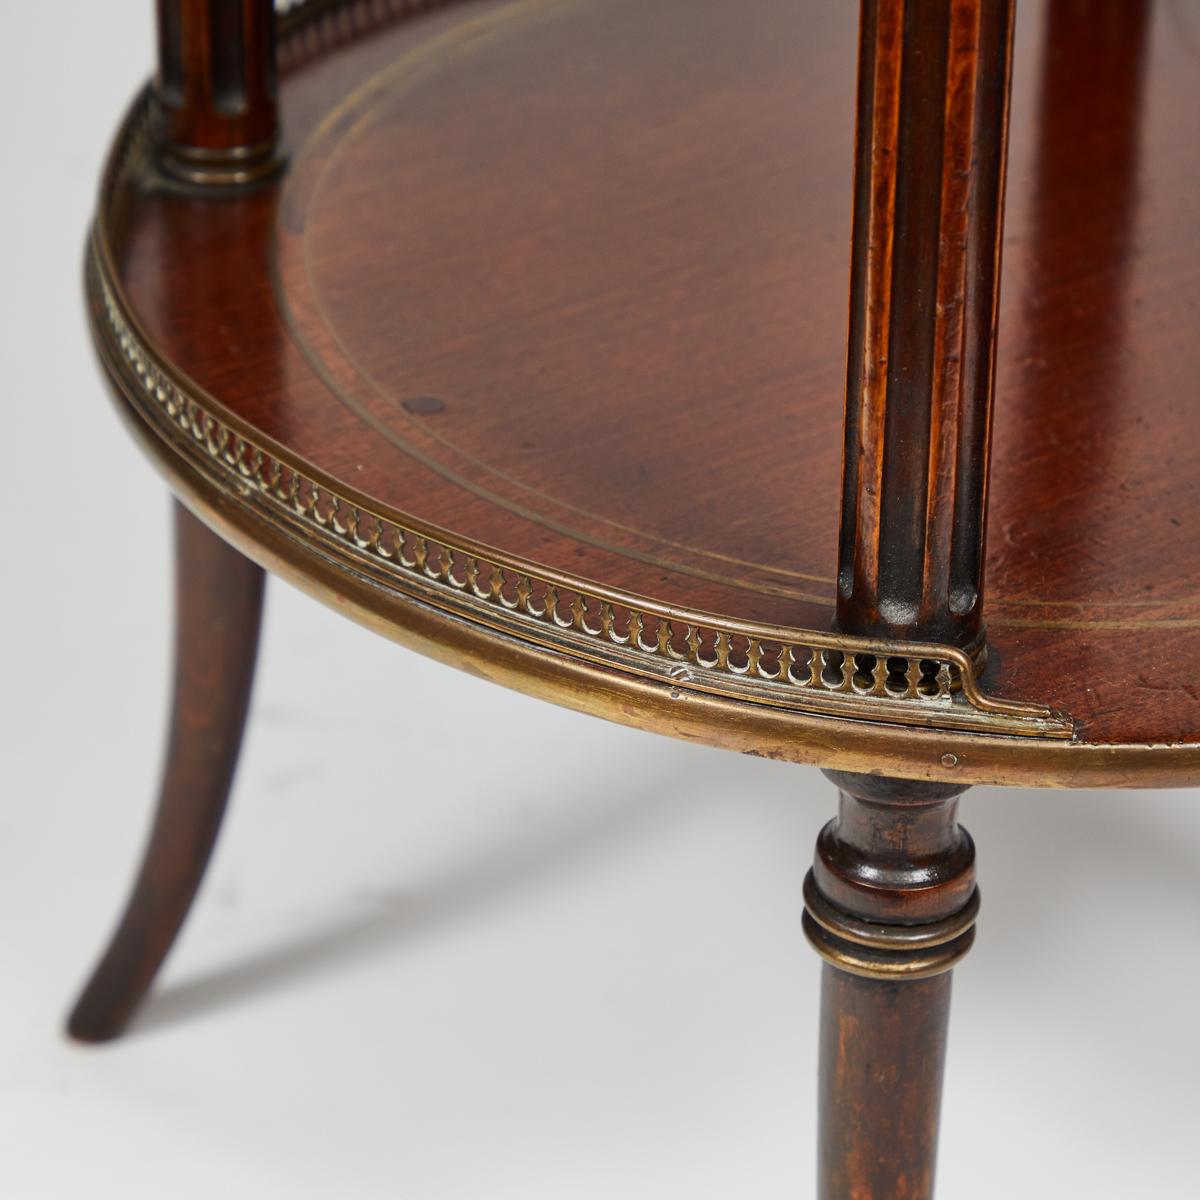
[805,770,977,1200]
[67,502,264,1043]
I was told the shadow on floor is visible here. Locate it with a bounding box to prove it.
[133,757,714,1035]
[131,757,1200,1036]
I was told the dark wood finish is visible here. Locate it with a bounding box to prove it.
[837,0,1013,651]
[72,4,1200,1195]
[817,5,1005,1188]
[153,0,280,184]
[68,502,264,1042]
[808,770,976,1200]
[72,0,1200,1189]
[818,971,951,1200]
[104,0,1200,753]
[808,6,1149,1181]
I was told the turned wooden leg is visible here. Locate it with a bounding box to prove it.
[804,770,977,1200]
[68,502,265,1042]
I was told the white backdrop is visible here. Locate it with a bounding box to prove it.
[3,3,1199,1197]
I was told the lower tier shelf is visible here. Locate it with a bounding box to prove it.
[88,0,1200,786]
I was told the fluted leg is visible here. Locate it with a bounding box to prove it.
[68,502,264,1042]
[805,771,978,1200]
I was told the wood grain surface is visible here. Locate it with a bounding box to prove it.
[110,0,1200,749]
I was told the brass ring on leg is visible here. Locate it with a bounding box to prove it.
[802,870,979,981]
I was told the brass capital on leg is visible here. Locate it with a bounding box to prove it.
[809,770,978,1200]
[804,770,979,982]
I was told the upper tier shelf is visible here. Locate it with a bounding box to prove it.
[90,0,1200,787]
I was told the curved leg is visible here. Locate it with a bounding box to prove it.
[804,771,978,1199]
[68,502,265,1042]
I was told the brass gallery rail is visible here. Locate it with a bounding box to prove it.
[89,239,1071,743]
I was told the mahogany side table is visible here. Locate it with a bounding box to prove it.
[70,1,1200,1195]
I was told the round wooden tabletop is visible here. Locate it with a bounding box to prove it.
[90,0,1200,787]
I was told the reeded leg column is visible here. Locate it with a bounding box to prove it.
[804,771,977,1200]
[153,0,282,188]
[810,0,1012,1183]
[68,503,264,1042]
[837,0,1014,650]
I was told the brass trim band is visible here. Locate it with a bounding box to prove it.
[155,131,284,189]
[801,871,980,981]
